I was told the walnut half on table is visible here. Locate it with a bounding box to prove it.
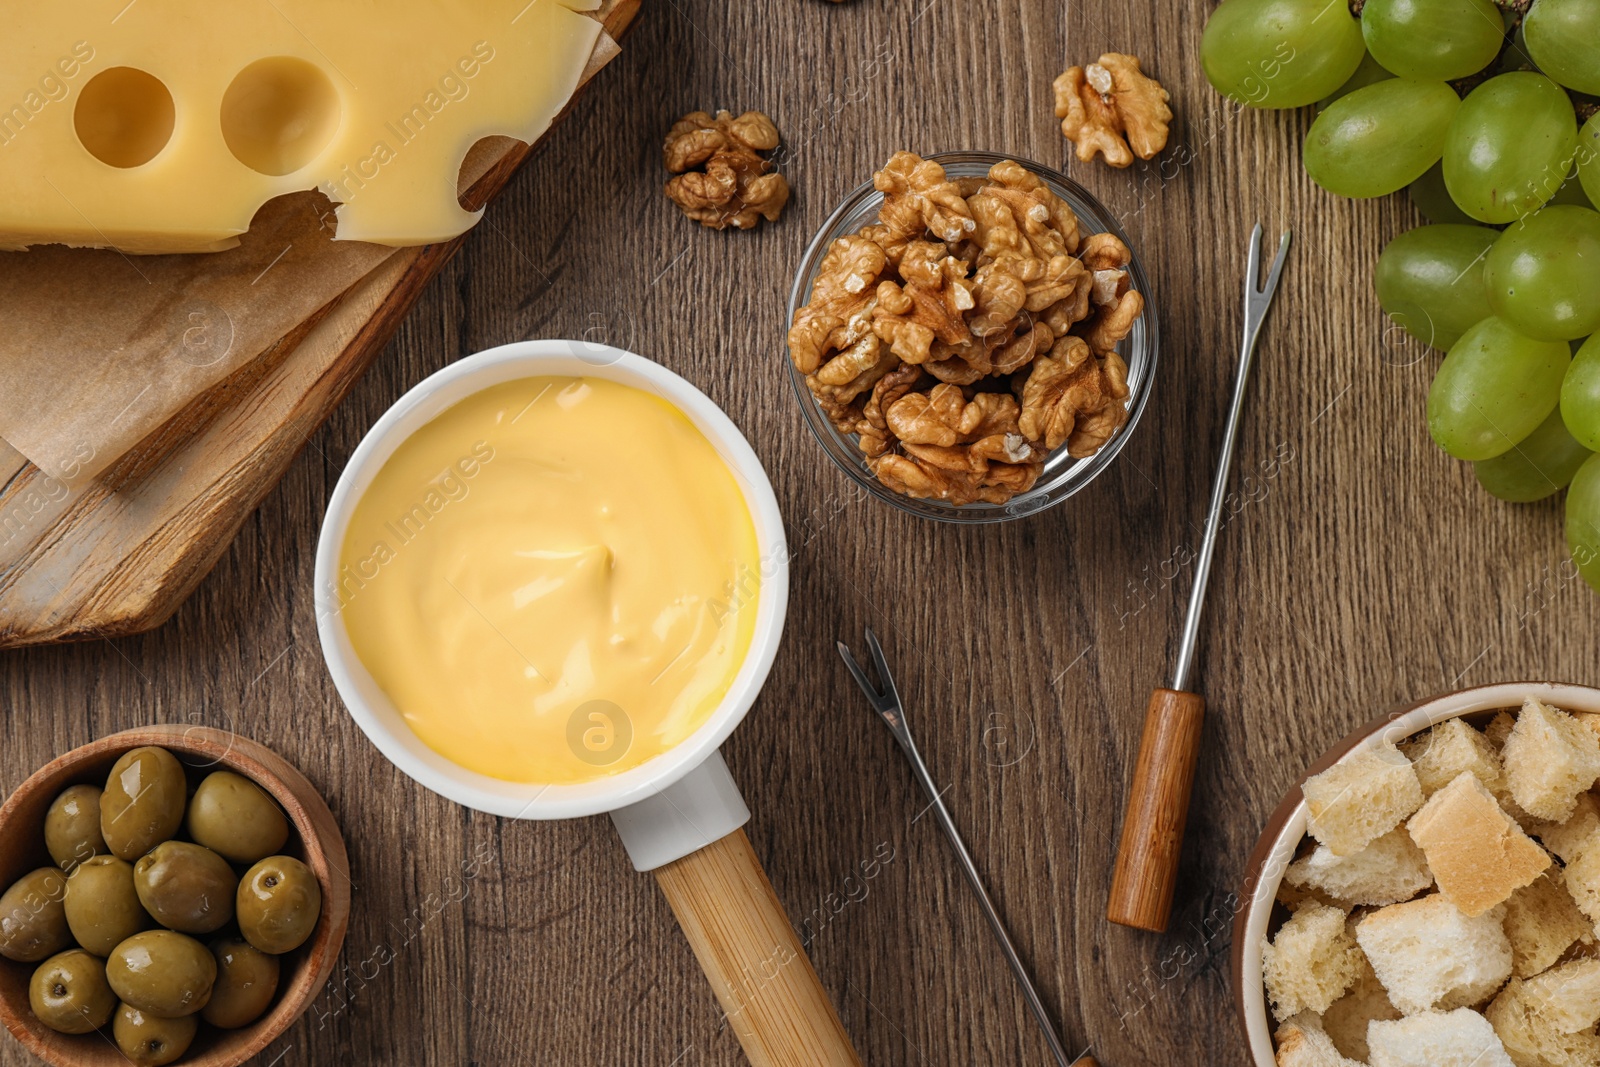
[787,152,1142,507]
[663,109,789,230]
[1054,53,1172,169]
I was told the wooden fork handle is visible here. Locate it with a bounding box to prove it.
[1107,687,1207,932]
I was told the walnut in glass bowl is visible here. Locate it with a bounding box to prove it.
[785,151,1157,521]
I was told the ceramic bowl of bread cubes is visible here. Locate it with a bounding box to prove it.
[1232,681,1600,1067]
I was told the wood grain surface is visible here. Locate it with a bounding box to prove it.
[4,1,1599,1064]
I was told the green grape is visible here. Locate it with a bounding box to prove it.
[1443,72,1579,224]
[1409,162,1476,223]
[1428,316,1571,459]
[1304,79,1460,197]
[1485,206,1600,341]
[1474,408,1593,500]
[1501,17,1539,71]
[1318,50,1395,109]
[1201,0,1367,108]
[1361,0,1508,80]
[1551,167,1595,208]
[1375,223,1499,350]
[1561,334,1600,450]
[1579,113,1600,210]
[1524,0,1600,95]
[1565,452,1600,592]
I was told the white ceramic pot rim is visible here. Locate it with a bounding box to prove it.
[1239,681,1600,1067]
[313,339,789,821]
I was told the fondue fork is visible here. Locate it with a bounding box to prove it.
[838,628,1076,1067]
[1106,223,1292,933]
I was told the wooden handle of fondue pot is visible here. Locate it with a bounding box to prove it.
[1107,687,1207,933]
[655,828,862,1067]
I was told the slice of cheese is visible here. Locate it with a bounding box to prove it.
[0,0,602,252]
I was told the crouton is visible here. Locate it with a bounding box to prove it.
[1531,792,1600,865]
[1304,742,1426,857]
[1264,901,1363,1021]
[1503,699,1600,822]
[1285,828,1434,907]
[1522,958,1600,1035]
[1504,874,1595,979]
[1405,718,1505,796]
[1407,772,1550,916]
[1321,954,1401,1061]
[1574,712,1600,746]
[1278,878,1352,912]
[1366,1008,1514,1067]
[1355,895,1513,1015]
[1563,839,1600,934]
[1487,977,1600,1067]
[1489,711,1517,749]
[1274,1012,1364,1067]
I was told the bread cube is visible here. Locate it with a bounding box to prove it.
[1355,895,1513,1015]
[1322,954,1401,1061]
[1304,742,1426,857]
[1504,874,1596,979]
[1532,792,1600,865]
[1274,1013,1364,1067]
[1488,711,1517,750]
[1574,712,1600,746]
[1285,827,1434,907]
[1277,878,1351,913]
[1405,718,1505,796]
[1503,699,1600,822]
[1487,977,1600,1067]
[1264,901,1363,1021]
[1407,772,1550,916]
[1522,958,1600,1035]
[1564,839,1600,934]
[1367,1008,1514,1067]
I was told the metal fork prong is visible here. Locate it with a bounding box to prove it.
[1258,230,1292,302]
[1245,222,1264,299]
[863,628,904,715]
[835,641,886,711]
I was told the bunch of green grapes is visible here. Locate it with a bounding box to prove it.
[1202,0,1600,590]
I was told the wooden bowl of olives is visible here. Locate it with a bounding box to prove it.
[0,726,350,1066]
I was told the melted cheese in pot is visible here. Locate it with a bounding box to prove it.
[338,376,760,785]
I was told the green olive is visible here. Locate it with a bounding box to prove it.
[101,747,188,861]
[44,784,108,871]
[64,855,151,956]
[0,868,70,962]
[236,856,320,954]
[113,1002,197,1066]
[28,948,116,1034]
[134,842,236,935]
[105,930,215,1018]
[186,771,289,865]
[201,935,279,1028]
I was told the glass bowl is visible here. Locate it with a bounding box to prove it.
[785,151,1160,523]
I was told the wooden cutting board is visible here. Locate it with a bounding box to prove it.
[0,0,640,649]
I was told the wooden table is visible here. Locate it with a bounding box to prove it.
[4,2,1597,1064]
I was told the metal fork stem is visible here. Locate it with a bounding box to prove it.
[838,632,1074,1067]
[896,735,1074,1067]
[1170,225,1292,694]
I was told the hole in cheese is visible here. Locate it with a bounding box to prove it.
[220,56,341,177]
[74,67,175,169]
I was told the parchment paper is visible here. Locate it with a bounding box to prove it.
[0,193,395,483]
